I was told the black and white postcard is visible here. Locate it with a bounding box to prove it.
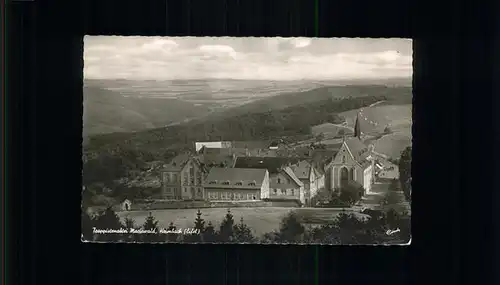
[82,37,412,245]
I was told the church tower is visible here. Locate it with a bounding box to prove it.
[354,113,361,139]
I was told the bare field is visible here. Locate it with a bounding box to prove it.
[339,104,412,134]
[117,207,368,238]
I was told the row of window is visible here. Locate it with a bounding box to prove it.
[207,192,258,200]
[164,187,204,196]
[272,188,296,196]
[208,180,257,186]
[183,187,203,195]
[163,187,178,193]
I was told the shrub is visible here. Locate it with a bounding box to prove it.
[202,221,217,243]
[233,217,256,243]
[338,184,364,206]
[166,222,179,242]
[277,211,305,243]
[398,146,412,202]
[315,133,325,143]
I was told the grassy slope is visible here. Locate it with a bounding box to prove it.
[83,87,210,136]
[339,104,413,159]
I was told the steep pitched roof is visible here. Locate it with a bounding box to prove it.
[345,137,368,157]
[290,160,312,180]
[196,153,235,168]
[330,137,372,169]
[357,152,373,168]
[344,137,370,165]
[203,168,267,190]
[162,153,192,171]
[282,166,304,187]
[291,160,325,182]
[234,157,302,174]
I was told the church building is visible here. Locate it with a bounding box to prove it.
[324,114,375,193]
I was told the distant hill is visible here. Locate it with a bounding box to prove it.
[83,87,209,136]
[85,94,390,154]
[203,85,412,121]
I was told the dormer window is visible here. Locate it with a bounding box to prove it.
[248,180,256,186]
[222,180,230,185]
[277,178,281,184]
[235,181,243,186]
[209,181,216,185]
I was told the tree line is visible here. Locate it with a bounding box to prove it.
[398,146,412,202]
[82,206,410,245]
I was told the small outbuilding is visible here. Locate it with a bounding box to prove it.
[121,199,132,211]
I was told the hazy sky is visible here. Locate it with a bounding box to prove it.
[84,37,412,81]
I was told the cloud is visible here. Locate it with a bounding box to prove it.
[84,36,412,81]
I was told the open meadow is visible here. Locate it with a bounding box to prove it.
[341,104,412,159]
[339,104,412,135]
[117,207,369,238]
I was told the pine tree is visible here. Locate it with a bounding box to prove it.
[166,222,178,242]
[185,209,205,242]
[218,209,235,242]
[142,212,159,231]
[203,221,217,243]
[233,217,256,243]
[141,212,161,242]
[194,209,206,231]
[94,207,125,242]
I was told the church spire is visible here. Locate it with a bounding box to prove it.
[354,113,361,138]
